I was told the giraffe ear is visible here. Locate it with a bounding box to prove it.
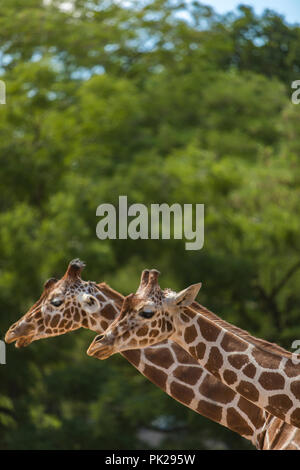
[174,283,202,307]
[44,278,58,289]
[77,293,100,314]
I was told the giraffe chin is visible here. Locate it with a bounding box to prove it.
[15,336,34,348]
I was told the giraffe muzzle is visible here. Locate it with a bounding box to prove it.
[5,322,35,347]
[88,345,114,360]
[86,333,115,359]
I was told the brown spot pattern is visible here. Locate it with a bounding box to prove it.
[226,407,253,436]
[242,363,256,378]
[199,375,235,404]
[101,304,117,320]
[205,347,223,378]
[223,370,237,385]
[238,397,265,427]
[65,309,71,318]
[184,325,197,344]
[74,311,80,322]
[145,348,174,369]
[59,318,68,328]
[180,313,190,323]
[267,394,293,414]
[122,331,130,341]
[221,332,248,352]
[228,354,249,370]
[197,317,220,342]
[189,342,206,360]
[173,366,203,385]
[290,409,300,427]
[170,382,195,405]
[284,359,300,378]
[123,349,141,367]
[252,348,282,370]
[236,381,259,402]
[290,380,300,399]
[197,400,222,423]
[96,293,107,302]
[137,325,149,337]
[143,364,167,389]
[149,329,159,338]
[259,372,284,390]
[172,344,194,364]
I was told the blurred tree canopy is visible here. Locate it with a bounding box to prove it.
[0,0,300,450]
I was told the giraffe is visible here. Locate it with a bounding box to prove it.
[4,260,300,449]
[88,269,300,430]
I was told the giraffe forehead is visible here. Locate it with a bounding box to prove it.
[49,281,87,298]
[48,288,67,300]
[142,301,157,311]
[138,292,163,306]
[149,288,163,301]
[141,295,172,312]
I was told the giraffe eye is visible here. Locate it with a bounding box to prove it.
[51,298,63,307]
[139,310,154,319]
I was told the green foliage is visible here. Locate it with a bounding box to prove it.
[0,0,300,450]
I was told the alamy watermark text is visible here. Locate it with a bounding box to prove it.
[0,80,6,105]
[291,80,300,104]
[0,340,6,364]
[96,196,204,250]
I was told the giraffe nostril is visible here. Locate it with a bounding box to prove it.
[95,335,104,342]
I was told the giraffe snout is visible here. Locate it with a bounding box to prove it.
[5,321,35,345]
[87,331,115,359]
[5,328,16,344]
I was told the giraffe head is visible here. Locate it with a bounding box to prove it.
[5,259,103,347]
[87,269,202,359]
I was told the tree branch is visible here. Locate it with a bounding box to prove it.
[254,260,300,332]
[270,260,300,299]
[254,284,282,331]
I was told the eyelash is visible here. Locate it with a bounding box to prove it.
[51,299,63,307]
[139,311,154,319]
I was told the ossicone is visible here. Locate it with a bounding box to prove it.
[64,258,86,279]
[148,269,160,286]
[137,269,150,291]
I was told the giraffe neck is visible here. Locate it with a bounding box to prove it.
[262,415,300,449]
[171,305,300,429]
[88,283,299,448]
